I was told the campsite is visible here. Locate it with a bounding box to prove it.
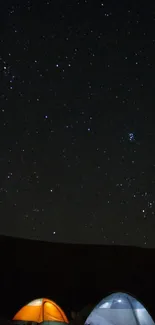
[0,235,155,324]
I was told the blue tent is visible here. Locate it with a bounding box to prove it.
[85,292,154,325]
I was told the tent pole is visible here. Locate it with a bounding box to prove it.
[126,297,140,325]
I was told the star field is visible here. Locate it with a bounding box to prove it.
[1,0,155,247]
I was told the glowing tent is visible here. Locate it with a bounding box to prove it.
[13,298,69,325]
[85,292,155,325]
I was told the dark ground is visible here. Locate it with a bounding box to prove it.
[0,235,155,321]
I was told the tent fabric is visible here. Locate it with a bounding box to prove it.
[85,292,155,325]
[13,298,68,324]
[41,321,68,325]
[14,322,67,325]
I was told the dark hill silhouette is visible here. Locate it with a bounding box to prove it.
[0,235,155,321]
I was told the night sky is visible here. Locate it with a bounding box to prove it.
[1,0,155,247]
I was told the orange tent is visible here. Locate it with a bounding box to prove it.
[13,298,69,323]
